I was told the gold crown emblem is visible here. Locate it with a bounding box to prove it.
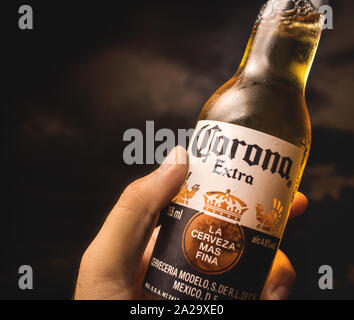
[256,198,283,235]
[203,189,248,222]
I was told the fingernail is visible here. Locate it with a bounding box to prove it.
[160,146,187,169]
[271,285,290,300]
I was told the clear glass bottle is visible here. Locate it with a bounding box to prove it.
[143,0,324,300]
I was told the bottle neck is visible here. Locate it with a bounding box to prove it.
[235,6,323,95]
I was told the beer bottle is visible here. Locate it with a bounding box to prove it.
[143,0,324,300]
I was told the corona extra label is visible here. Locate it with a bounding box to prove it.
[143,121,304,300]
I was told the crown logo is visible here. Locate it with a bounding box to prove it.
[173,184,200,205]
[256,198,284,235]
[203,189,248,222]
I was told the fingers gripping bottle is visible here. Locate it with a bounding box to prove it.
[143,0,324,300]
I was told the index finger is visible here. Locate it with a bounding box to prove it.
[289,192,308,219]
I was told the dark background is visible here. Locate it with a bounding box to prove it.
[3,0,354,299]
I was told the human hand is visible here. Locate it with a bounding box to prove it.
[74,146,308,300]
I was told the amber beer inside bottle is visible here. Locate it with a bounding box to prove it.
[200,5,323,156]
[143,0,324,300]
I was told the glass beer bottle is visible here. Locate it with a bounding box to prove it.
[143,0,324,300]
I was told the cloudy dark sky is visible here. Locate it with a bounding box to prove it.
[4,0,354,299]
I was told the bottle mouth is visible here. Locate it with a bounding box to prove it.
[255,0,325,26]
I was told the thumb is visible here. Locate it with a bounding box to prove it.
[81,146,188,284]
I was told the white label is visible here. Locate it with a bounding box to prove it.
[173,120,304,239]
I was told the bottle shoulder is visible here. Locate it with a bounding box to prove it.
[197,77,311,150]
